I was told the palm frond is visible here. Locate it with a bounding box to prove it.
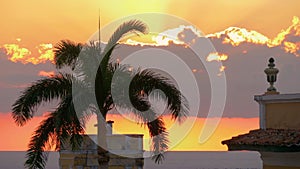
[25,93,87,169]
[12,73,73,126]
[54,40,83,69]
[103,19,147,55]
[127,107,168,163]
[54,94,84,150]
[96,20,147,116]
[111,66,189,163]
[95,47,120,115]
[130,69,189,122]
[25,113,56,169]
[114,103,169,163]
[100,44,117,80]
[147,116,168,164]
[75,43,102,83]
[100,20,147,77]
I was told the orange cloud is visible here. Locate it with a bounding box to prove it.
[2,44,32,63]
[208,16,300,56]
[123,25,203,46]
[153,25,203,46]
[206,52,228,76]
[217,65,226,77]
[123,17,299,57]
[219,65,226,72]
[1,43,55,64]
[266,16,300,56]
[36,43,55,62]
[206,52,228,62]
[124,17,299,57]
[124,38,157,47]
[283,41,299,55]
[270,16,299,46]
[209,27,269,46]
[38,71,55,77]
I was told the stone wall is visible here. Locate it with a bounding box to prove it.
[59,134,144,168]
[265,102,300,129]
[255,93,300,129]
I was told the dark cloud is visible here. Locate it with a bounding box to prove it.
[1,19,299,118]
[111,20,300,118]
[0,53,56,113]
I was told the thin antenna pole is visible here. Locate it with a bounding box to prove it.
[98,9,101,53]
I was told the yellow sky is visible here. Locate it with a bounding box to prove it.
[0,113,258,151]
[1,0,299,49]
[85,114,259,151]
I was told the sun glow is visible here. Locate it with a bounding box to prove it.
[123,25,203,46]
[153,25,203,46]
[84,114,259,151]
[0,111,258,151]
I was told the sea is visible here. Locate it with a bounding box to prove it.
[0,151,262,169]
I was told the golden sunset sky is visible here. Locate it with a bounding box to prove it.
[0,0,299,151]
[1,0,299,48]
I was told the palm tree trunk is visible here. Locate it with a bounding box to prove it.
[97,113,109,169]
[95,54,110,168]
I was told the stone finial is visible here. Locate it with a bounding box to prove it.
[264,57,279,94]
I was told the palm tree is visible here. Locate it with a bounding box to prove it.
[12,20,189,169]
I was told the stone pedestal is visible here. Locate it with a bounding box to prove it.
[254,93,300,130]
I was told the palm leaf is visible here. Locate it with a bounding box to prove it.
[54,40,83,69]
[130,69,189,122]
[12,73,73,126]
[25,94,86,169]
[111,67,189,163]
[54,94,85,150]
[25,113,56,169]
[100,19,147,76]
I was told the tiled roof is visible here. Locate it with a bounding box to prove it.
[222,129,300,147]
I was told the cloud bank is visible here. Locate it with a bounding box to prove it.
[1,16,299,118]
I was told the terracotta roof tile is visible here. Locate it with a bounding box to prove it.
[222,129,300,147]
